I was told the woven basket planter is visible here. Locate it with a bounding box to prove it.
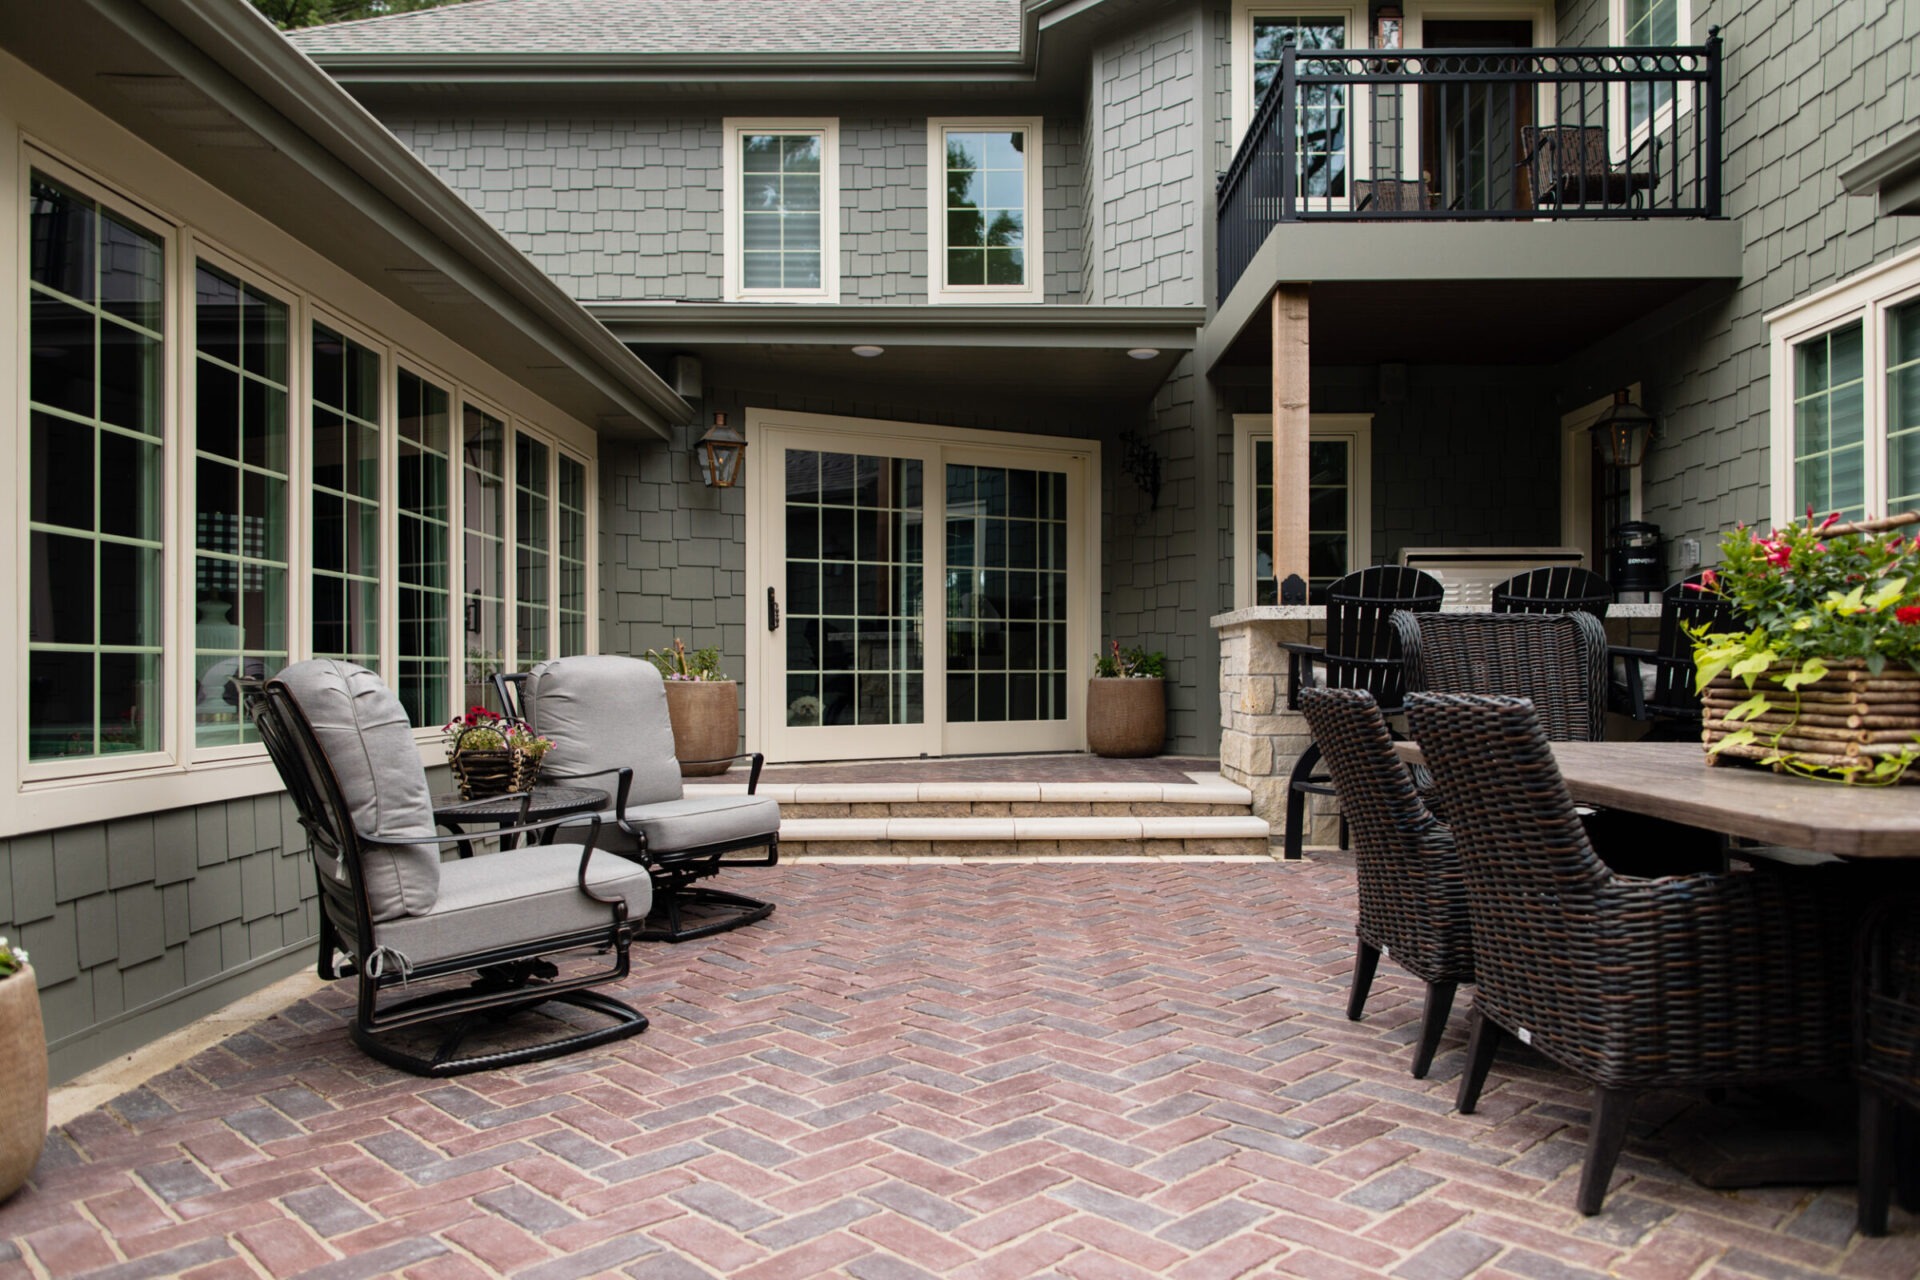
[0,964,46,1203]
[447,747,543,800]
[664,680,738,777]
[1086,677,1165,758]
[1702,660,1920,783]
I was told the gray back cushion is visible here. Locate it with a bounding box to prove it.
[524,655,684,807]
[274,659,440,921]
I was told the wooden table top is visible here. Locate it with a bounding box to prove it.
[1394,740,1920,859]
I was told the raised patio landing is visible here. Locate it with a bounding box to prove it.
[686,753,1224,786]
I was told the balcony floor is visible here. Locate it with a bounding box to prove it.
[7,860,1911,1276]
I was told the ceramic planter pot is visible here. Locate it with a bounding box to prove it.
[1086,677,1166,758]
[0,963,46,1203]
[664,679,739,776]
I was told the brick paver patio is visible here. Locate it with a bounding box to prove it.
[2,859,1913,1279]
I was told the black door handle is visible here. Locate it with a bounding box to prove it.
[767,586,781,632]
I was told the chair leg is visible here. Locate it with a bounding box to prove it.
[1283,743,1322,860]
[1455,1008,1505,1114]
[1860,1086,1894,1237]
[1577,1086,1638,1216]
[1347,940,1380,1021]
[1411,981,1458,1080]
[642,886,777,943]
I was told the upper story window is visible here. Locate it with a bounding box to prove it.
[722,118,840,302]
[1768,248,1920,527]
[1613,0,1692,137]
[928,118,1043,304]
[1230,6,1358,197]
[1232,414,1372,607]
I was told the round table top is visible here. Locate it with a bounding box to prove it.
[431,785,610,825]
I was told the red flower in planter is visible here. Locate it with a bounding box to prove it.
[1897,606,1920,625]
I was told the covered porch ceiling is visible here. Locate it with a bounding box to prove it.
[1202,221,1745,370]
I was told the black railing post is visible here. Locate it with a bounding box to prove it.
[1704,25,1723,216]
[1279,40,1298,222]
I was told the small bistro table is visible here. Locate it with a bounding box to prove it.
[431,786,611,857]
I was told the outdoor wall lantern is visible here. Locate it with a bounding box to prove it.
[697,411,748,488]
[1590,389,1654,469]
[1120,430,1163,509]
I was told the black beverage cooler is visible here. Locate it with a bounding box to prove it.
[1609,521,1664,599]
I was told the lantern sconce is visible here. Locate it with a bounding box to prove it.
[696,411,747,488]
[1590,389,1655,470]
[1120,430,1162,509]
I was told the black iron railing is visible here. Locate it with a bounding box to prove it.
[1216,30,1723,302]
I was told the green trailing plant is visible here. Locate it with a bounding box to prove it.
[440,706,553,759]
[646,638,729,682]
[1692,508,1920,784]
[1094,640,1165,679]
[0,936,28,980]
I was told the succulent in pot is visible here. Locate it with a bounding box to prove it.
[1087,640,1167,757]
[645,639,739,776]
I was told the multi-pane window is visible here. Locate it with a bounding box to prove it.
[1791,324,1866,521]
[1621,0,1682,121]
[26,173,166,761]
[515,434,552,665]
[396,370,452,728]
[1889,301,1920,513]
[725,119,837,301]
[932,122,1041,300]
[946,466,1068,724]
[1253,438,1353,603]
[557,455,589,657]
[310,324,382,666]
[1250,15,1348,198]
[463,405,507,709]
[194,264,290,748]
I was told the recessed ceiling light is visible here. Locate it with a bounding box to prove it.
[1126,348,1161,360]
[851,345,885,358]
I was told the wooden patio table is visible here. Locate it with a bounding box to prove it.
[1393,739,1920,859]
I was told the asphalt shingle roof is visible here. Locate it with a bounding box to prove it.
[287,0,1025,57]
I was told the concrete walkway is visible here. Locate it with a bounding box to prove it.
[1,860,1911,1278]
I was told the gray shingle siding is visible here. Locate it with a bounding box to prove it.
[1093,8,1202,306]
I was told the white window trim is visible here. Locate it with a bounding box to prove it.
[1608,0,1693,163]
[1229,3,1365,153]
[1232,412,1373,608]
[1766,246,1920,529]
[721,117,841,304]
[1399,2,1555,190]
[926,117,1045,304]
[7,143,601,835]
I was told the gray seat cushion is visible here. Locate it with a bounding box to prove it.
[599,793,781,857]
[524,656,683,807]
[274,659,439,921]
[377,845,652,968]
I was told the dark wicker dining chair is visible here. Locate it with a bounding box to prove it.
[1300,688,1471,1078]
[1611,571,1740,740]
[1490,566,1614,619]
[1858,896,1920,1236]
[1282,565,1444,858]
[1394,611,1609,743]
[1407,693,1858,1216]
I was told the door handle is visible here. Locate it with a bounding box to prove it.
[767,587,781,632]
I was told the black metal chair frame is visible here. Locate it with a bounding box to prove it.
[497,671,779,942]
[1489,565,1613,619]
[242,678,648,1077]
[1519,124,1659,210]
[1282,566,1445,859]
[1610,571,1738,739]
[1300,687,1471,1079]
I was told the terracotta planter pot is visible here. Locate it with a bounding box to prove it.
[0,964,46,1204]
[1086,677,1166,758]
[664,680,739,777]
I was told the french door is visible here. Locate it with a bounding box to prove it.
[747,412,1096,763]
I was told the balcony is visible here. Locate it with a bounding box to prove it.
[1216,34,1725,307]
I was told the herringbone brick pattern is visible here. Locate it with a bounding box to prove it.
[3,862,1914,1278]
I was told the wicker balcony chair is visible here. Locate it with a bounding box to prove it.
[1490,566,1614,619]
[1393,611,1609,743]
[1299,687,1471,1078]
[1407,693,1858,1216]
[1520,124,1657,209]
[1282,565,1445,859]
[1611,571,1740,740]
[243,662,651,1077]
[1858,896,1920,1236]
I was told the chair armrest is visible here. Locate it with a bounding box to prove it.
[363,812,603,852]
[1608,647,1651,720]
[538,764,633,815]
[1280,642,1325,711]
[679,751,767,794]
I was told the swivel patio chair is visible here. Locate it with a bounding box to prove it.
[1490,566,1614,620]
[1300,687,1471,1079]
[500,656,780,942]
[1611,571,1740,740]
[1282,565,1444,859]
[1393,610,1609,743]
[243,662,651,1077]
[1407,693,1858,1216]
[1858,896,1920,1236]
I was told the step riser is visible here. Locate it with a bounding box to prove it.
[785,837,1272,858]
[782,802,1252,819]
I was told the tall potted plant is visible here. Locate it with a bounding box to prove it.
[0,935,44,1203]
[647,639,738,777]
[1087,640,1166,757]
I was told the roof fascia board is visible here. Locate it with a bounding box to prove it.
[592,303,1205,349]
[1839,125,1920,196]
[110,0,688,437]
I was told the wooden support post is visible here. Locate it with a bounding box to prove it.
[1272,286,1311,588]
